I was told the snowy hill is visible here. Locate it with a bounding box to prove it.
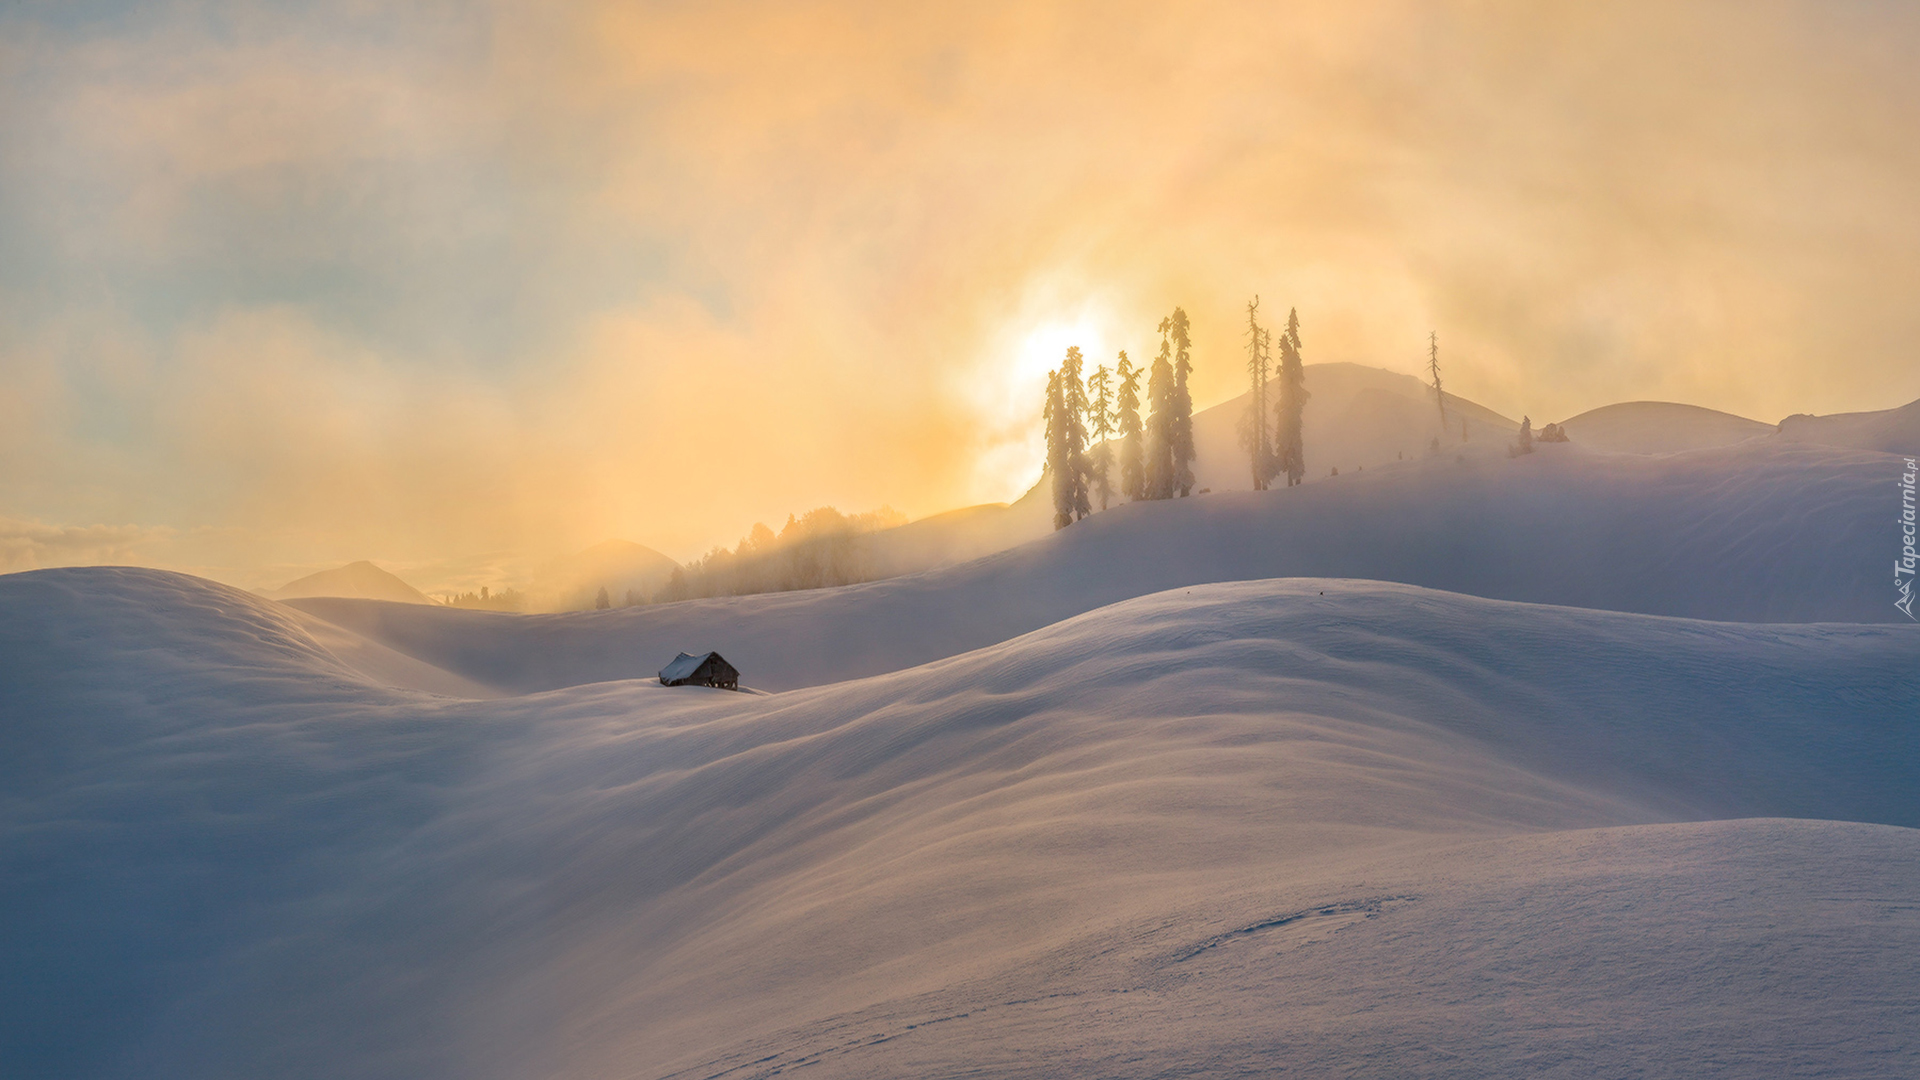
[1556,401,1772,454]
[265,559,434,604]
[857,362,1520,583]
[1776,396,1920,454]
[2,567,1914,1078]
[287,437,1909,697]
[865,500,1055,579]
[525,538,680,611]
[1187,361,1519,491]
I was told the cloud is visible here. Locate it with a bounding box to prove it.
[3,0,1920,576]
[0,517,174,573]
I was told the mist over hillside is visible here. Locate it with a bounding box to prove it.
[276,430,1908,701]
[234,374,1916,614]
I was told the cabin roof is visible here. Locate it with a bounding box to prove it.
[659,650,735,683]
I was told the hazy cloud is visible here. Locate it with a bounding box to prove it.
[0,516,174,573]
[3,0,1918,575]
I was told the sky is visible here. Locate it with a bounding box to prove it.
[3,0,1919,588]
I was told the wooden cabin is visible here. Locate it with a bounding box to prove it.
[658,650,740,690]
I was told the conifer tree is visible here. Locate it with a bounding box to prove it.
[1061,346,1093,521]
[1274,306,1310,487]
[1511,415,1534,457]
[1169,307,1196,497]
[1086,363,1115,510]
[1240,296,1273,490]
[594,585,611,610]
[1146,320,1176,499]
[1045,369,1071,530]
[1115,351,1145,501]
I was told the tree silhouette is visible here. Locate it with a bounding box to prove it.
[1510,415,1535,457]
[1115,351,1144,501]
[1428,331,1447,430]
[1275,307,1310,487]
[594,585,611,610]
[1240,296,1273,490]
[1061,346,1093,521]
[1045,369,1072,530]
[1169,307,1196,497]
[1146,320,1176,499]
[1087,363,1115,511]
[1113,353,1136,503]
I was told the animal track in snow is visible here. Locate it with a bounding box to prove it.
[1173,896,1419,963]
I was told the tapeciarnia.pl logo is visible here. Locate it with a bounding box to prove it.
[1899,457,1917,620]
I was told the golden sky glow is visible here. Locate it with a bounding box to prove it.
[3,1,1918,587]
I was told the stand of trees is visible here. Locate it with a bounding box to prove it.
[1041,301,1323,528]
[1510,416,1573,454]
[444,585,526,611]
[657,506,909,600]
[1236,300,1309,489]
[1042,307,1202,529]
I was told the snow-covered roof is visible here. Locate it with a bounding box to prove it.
[658,652,707,682]
[659,650,735,684]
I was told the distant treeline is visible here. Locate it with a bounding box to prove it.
[652,505,908,601]
[443,586,526,611]
[434,507,908,613]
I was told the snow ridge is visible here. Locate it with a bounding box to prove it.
[2,567,1916,1078]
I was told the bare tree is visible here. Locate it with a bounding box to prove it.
[1240,297,1274,490]
[1428,331,1447,430]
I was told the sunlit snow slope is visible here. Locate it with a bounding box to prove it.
[1555,401,1771,453]
[290,438,1910,695]
[3,568,1916,1079]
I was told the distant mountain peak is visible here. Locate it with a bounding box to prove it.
[266,561,433,605]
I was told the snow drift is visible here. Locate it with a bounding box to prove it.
[288,437,1911,696]
[2,567,1915,1078]
[1777,396,1920,455]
